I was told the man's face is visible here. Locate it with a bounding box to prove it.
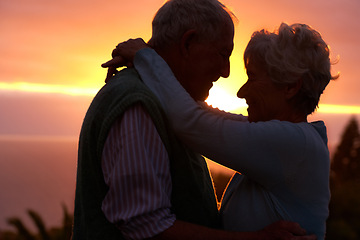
[237,60,287,122]
[181,21,234,101]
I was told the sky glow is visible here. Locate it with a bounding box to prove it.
[2,81,359,115]
[0,0,359,139]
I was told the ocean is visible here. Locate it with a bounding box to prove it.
[0,136,78,232]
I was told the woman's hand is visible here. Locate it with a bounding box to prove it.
[101,38,149,82]
[258,221,317,240]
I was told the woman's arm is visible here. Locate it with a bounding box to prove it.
[133,48,306,187]
[198,101,248,122]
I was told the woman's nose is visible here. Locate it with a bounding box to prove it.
[237,82,248,98]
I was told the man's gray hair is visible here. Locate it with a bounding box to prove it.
[150,0,236,49]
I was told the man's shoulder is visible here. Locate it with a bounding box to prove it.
[113,67,141,82]
[93,68,153,103]
[105,68,143,90]
[88,68,163,118]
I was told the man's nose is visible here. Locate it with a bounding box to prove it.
[220,60,230,78]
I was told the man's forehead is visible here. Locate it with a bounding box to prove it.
[216,23,234,49]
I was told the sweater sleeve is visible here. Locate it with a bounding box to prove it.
[133,48,305,186]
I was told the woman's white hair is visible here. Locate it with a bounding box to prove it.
[150,0,236,49]
[244,23,338,115]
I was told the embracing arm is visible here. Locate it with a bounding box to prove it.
[198,101,248,121]
[102,40,306,184]
[133,48,290,180]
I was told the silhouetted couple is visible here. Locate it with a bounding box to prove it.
[73,0,337,239]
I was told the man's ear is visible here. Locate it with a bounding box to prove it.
[285,78,302,99]
[180,29,197,58]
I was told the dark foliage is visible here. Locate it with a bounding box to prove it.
[2,204,73,240]
[327,116,360,239]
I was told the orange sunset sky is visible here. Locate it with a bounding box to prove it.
[0,0,360,231]
[1,0,360,145]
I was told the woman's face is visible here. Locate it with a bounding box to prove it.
[237,60,287,122]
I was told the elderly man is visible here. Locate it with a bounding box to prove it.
[73,0,315,239]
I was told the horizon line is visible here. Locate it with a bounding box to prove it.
[1,81,360,115]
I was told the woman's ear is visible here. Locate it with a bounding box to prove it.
[285,78,303,99]
[180,29,197,58]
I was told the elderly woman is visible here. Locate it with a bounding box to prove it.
[105,23,337,239]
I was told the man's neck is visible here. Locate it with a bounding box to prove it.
[154,45,184,85]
